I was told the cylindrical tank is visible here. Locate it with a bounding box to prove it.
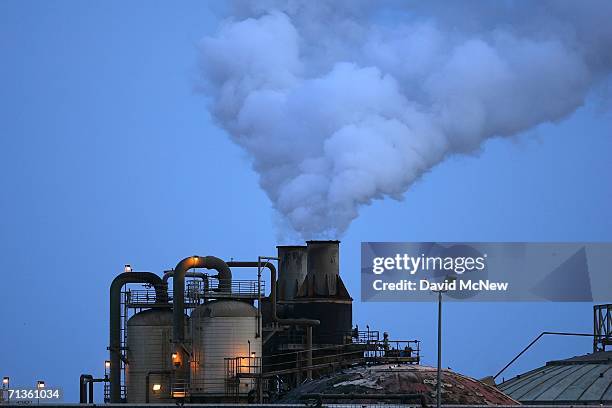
[277,245,307,301]
[190,300,261,397]
[306,240,340,296]
[126,309,189,403]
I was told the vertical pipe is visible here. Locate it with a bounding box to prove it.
[306,326,313,380]
[436,291,442,408]
[88,381,94,404]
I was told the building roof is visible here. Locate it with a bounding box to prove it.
[279,364,518,405]
[498,351,612,403]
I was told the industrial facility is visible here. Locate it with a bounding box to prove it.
[94,240,427,404]
[3,240,609,406]
[65,239,520,406]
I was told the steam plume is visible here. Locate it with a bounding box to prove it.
[198,1,612,238]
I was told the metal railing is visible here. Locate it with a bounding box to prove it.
[189,279,264,300]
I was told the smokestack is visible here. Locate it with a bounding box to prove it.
[277,245,307,301]
[305,240,339,296]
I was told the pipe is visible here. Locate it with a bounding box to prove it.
[79,375,106,403]
[172,256,232,349]
[163,270,210,300]
[162,270,209,284]
[79,374,93,404]
[226,261,319,379]
[109,272,167,403]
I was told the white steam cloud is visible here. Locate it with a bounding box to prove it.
[198,1,612,238]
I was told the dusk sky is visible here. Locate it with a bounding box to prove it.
[1,1,611,402]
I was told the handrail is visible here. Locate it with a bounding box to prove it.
[494,331,596,380]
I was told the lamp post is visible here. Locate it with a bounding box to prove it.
[432,276,455,408]
[2,377,9,403]
[36,381,45,405]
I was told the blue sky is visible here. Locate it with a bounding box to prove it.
[1,1,611,402]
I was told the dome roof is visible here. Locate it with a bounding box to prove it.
[127,308,174,326]
[192,299,257,318]
[498,351,612,404]
[279,364,518,405]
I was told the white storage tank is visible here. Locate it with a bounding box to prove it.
[191,300,261,397]
[126,309,188,403]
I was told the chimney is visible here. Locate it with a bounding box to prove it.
[276,245,308,301]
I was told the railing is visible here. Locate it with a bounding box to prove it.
[189,279,264,300]
[123,278,264,308]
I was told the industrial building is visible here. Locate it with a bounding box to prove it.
[65,239,533,405]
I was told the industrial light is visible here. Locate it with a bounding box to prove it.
[36,381,45,389]
[251,352,256,357]
[152,384,161,392]
[124,264,132,273]
[2,377,8,386]
[105,360,111,369]
[171,352,178,360]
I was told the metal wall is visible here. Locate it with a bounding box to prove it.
[190,300,261,396]
[126,309,188,403]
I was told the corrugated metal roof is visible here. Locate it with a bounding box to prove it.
[498,351,612,403]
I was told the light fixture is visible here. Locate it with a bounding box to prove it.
[251,351,256,357]
[2,377,8,386]
[105,360,111,369]
[37,381,45,389]
[124,264,132,273]
[171,352,181,367]
[152,384,161,392]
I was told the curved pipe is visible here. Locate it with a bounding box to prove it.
[226,261,320,327]
[79,374,93,404]
[109,272,167,403]
[172,256,232,346]
[162,270,209,284]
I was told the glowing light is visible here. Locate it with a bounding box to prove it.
[2,377,8,385]
[124,264,132,273]
[152,384,161,392]
[105,360,111,369]
[37,381,45,389]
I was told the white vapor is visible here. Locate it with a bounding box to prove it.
[197,0,612,238]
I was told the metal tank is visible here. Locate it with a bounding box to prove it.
[126,309,188,403]
[277,245,307,301]
[190,300,261,398]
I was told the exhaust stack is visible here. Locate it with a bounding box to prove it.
[277,245,307,301]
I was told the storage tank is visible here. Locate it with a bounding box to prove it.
[126,309,188,403]
[191,300,261,398]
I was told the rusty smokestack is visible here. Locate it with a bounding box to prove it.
[277,245,307,301]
